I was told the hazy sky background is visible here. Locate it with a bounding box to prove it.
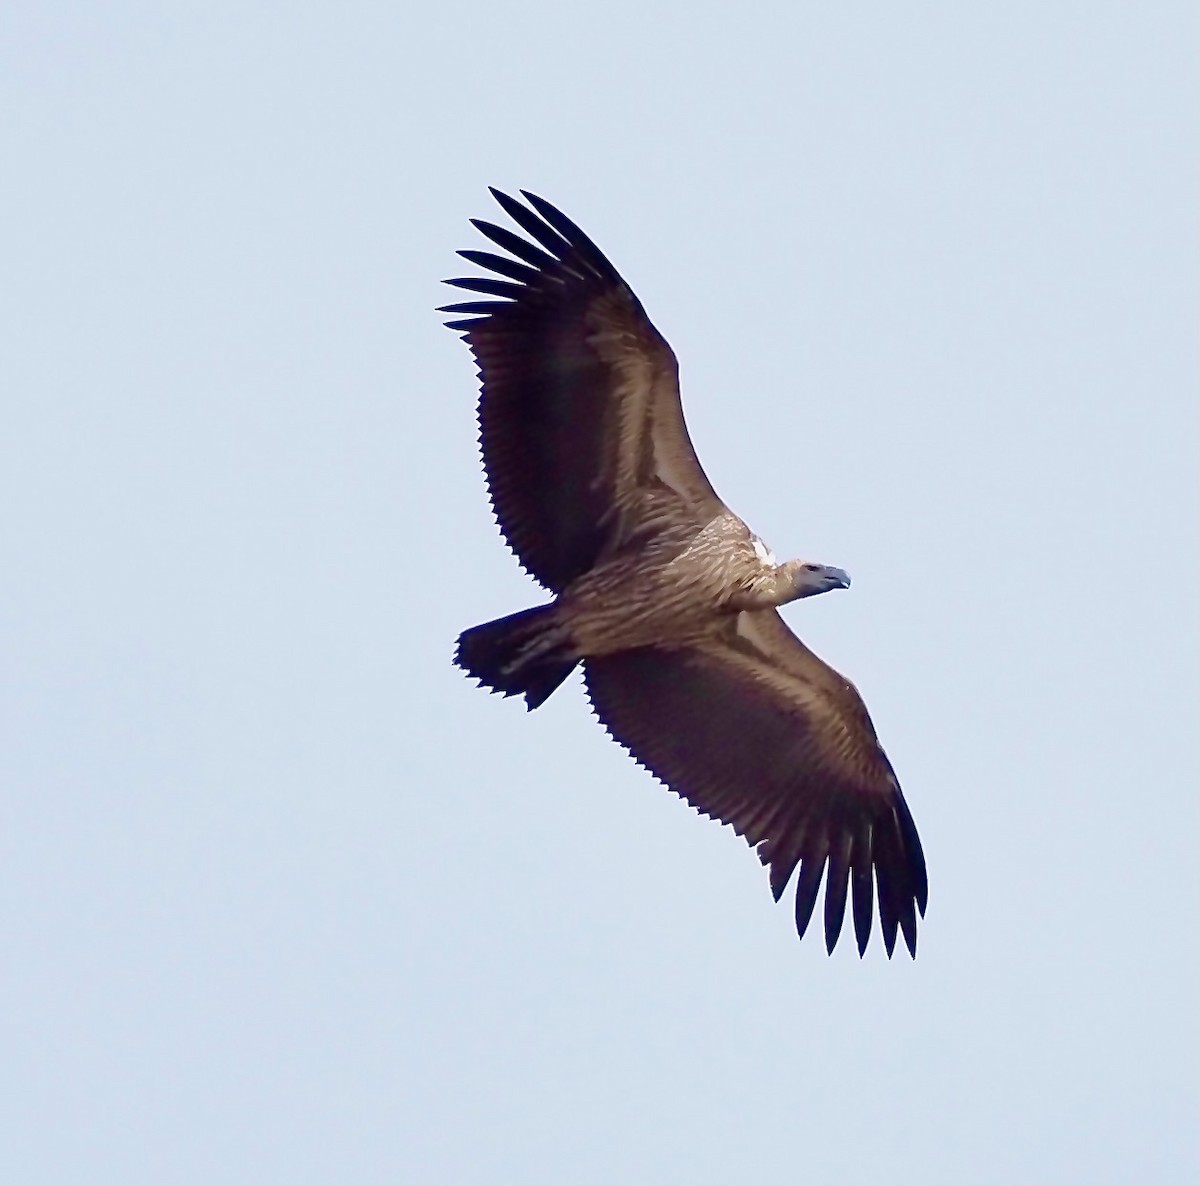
[2,4,1196,1183]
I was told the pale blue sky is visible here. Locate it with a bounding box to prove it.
[2,4,1196,1183]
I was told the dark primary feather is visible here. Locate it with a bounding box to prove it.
[850,825,875,954]
[442,189,724,593]
[489,187,576,259]
[469,218,565,273]
[443,276,525,300]
[823,828,852,954]
[792,844,826,941]
[456,249,540,284]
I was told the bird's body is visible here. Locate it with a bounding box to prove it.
[444,189,927,957]
[560,513,777,653]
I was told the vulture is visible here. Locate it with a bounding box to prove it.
[443,189,927,957]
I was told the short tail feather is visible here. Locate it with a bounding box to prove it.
[454,605,578,710]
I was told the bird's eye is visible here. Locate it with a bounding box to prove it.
[802,564,820,573]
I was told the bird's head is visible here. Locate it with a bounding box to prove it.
[781,560,852,602]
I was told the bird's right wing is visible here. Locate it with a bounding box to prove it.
[583,609,927,957]
[442,190,727,593]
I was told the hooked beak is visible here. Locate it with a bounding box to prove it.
[823,566,851,590]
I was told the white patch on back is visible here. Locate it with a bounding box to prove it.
[751,536,777,566]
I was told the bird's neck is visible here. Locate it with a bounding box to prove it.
[726,559,805,611]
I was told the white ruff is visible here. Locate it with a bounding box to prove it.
[751,536,777,566]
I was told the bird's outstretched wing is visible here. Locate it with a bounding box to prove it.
[442,189,726,593]
[583,609,928,956]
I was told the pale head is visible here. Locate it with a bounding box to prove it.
[779,559,852,602]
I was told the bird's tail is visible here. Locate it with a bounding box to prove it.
[455,604,578,710]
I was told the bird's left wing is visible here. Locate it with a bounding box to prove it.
[583,610,927,956]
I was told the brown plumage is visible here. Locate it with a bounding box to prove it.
[444,189,927,957]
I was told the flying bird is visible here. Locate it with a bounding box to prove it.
[443,189,927,957]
